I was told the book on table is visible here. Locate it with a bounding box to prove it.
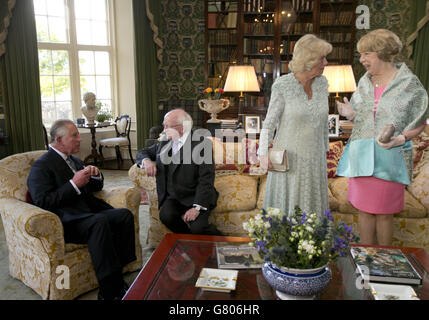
[350,246,422,285]
[216,242,263,269]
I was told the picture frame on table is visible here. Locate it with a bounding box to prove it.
[244,115,261,134]
[328,114,339,137]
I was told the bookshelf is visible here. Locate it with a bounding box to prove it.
[204,0,357,122]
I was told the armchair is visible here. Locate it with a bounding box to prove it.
[0,150,142,300]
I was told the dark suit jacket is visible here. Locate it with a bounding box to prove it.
[136,132,218,210]
[27,149,113,223]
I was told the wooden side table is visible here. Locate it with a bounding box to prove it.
[79,122,112,166]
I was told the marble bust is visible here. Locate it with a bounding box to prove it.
[81,92,100,125]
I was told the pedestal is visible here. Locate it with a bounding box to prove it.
[206,122,221,137]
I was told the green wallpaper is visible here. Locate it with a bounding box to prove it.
[158,0,206,127]
[353,0,414,80]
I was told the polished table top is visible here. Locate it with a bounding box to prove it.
[124,234,429,300]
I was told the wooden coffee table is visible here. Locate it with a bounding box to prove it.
[123,233,429,300]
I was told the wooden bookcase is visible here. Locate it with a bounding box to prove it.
[205,0,357,121]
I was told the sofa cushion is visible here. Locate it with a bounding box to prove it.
[409,162,429,212]
[213,174,258,213]
[329,177,427,218]
[327,141,344,178]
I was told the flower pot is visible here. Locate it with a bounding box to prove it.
[198,99,230,123]
[262,261,332,300]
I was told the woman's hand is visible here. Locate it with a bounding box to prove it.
[376,134,406,149]
[336,97,356,120]
[259,155,273,172]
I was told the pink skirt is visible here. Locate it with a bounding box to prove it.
[348,176,405,214]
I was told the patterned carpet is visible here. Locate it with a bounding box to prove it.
[0,169,153,300]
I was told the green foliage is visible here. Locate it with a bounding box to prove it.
[95,109,113,123]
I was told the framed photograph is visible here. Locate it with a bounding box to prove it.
[244,115,261,134]
[328,114,340,137]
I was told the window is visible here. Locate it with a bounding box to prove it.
[33,0,114,126]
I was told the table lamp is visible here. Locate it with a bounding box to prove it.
[322,65,357,98]
[223,65,260,128]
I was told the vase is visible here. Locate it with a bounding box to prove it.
[198,99,230,123]
[262,261,332,300]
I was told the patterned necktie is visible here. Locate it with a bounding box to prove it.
[66,156,77,172]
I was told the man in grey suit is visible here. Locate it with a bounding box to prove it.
[136,109,220,235]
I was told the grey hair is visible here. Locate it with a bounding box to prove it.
[50,119,75,144]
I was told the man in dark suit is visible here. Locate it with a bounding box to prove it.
[27,119,136,300]
[136,109,220,235]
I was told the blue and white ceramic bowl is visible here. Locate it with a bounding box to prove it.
[262,262,332,299]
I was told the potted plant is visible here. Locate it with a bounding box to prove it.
[198,87,229,123]
[95,109,113,123]
[243,206,359,299]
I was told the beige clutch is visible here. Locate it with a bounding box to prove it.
[268,148,289,172]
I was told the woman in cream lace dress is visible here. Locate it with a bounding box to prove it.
[258,34,332,217]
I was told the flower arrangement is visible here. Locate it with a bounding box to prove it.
[203,87,224,100]
[243,206,359,269]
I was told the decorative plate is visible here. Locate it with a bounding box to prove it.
[370,283,420,300]
[195,268,238,293]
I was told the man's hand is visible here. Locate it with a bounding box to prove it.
[143,159,157,177]
[183,208,200,222]
[336,97,356,120]
[72,168,91,188]
[377,134,406,149]
[85,165,100,177]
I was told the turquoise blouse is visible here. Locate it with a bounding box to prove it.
[337,63,428,185]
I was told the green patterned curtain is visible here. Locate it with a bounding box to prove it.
[408,0,429,92]
[0,0,16,56]
[133,0,162,149]
[0,0,44,155]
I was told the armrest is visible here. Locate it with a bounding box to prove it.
[128,164,158,207]
[0,197,65,260]
[95,186,141,215]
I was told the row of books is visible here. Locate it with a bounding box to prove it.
[209,47,236,61]
[244,22,275,35]
[208,30,237,46]
[244,39,275,55]
[207,12,238,29]
[244,0,314,13]
[208,1,237,13]
[247,58,274,74]
[282,22,313,34]
[328,47,350,60]
[320,32,352,42]
[244,0,276,13]
[320,11,354,26]
[280,40,296,55]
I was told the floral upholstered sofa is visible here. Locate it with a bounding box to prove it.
[0,150,142,300]
[129,129,429,251]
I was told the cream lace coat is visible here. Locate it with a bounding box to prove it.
[259,73,330,217]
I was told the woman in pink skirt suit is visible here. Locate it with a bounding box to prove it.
[336,29,428,246]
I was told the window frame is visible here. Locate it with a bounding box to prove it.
[35,0,118,124]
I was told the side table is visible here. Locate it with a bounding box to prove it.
[79,122,112,166]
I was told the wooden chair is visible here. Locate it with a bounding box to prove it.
[99,115,134,169]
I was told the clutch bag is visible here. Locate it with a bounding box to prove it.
[268,148,289,172]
